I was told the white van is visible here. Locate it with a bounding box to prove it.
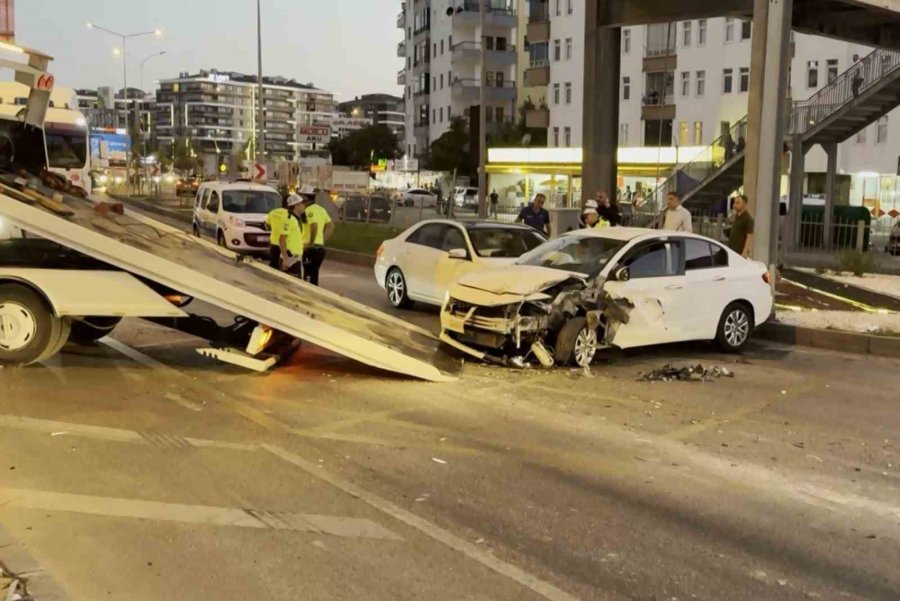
[192,181,283,253]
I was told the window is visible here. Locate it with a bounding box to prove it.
[555,0,560,16]
[698,19,707,45]
[623,29,631,54]
[739,67,750,92]
[485,106,494,123]
[433,42,437,58]
[683,21,692,47]
[565,38,573,60]
[553,83,560,104]
[684,239,715,270]
[694,121,703,145]
[408,224,448,250]
[553,127,560,147]
[564,126,571,146]
[207,191,220,213]
[565,82,572,104]
[696,70,706,96]
[554,39,561,61]
[486,36,494,51]
[440,39,444,55]
[623,76,631,100]
[486,71,495,86]
[624,241,679,279]
[877,116,888,143]
[856,126,867,144]
[433,77,437,92]
[740,20,752,40]
[440,73,444,89]
[723,68,733,94]
[432,108,436,123]
[496,106,504,123]
[496,37,507,51]
[725,18,735,43]
[679,121,689,145]
[496,71,504,86]
[447,105,451,119]
[620,123,629,145]
[827,59,839,83]
[681,71,690,96]
[439,107,443,122]
[807,60,819,88]
[567,0,572,14]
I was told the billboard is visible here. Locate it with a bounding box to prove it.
[297,125,331,145]
[90,130,128,165]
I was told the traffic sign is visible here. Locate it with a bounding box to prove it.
[151,165,161,177]
[254,162,268,181]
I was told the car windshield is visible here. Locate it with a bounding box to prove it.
[222,190,282,214]
[516,234,626,277]
[46,130,87,169]
[467,227,547,258]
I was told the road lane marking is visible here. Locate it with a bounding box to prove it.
[263,443,581,601]
[0,414,257,452]
[0,487,402,541]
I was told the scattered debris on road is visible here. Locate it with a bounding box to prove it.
[0,563,31,601]
[637,364,735,382]
[431,457,448,465]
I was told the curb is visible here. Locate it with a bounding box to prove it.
[110,194,193,222]
[327,249,376,268]
[757,322,900,359]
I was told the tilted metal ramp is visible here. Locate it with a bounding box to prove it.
[0,190,460,382]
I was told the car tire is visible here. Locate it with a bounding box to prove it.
[386,268,413,309]
[554,317,599,368]
[70,316,122,344]
[217,230,227,248]
[0,284,67,366]
[192,223,201,237]
[716,302,754,353]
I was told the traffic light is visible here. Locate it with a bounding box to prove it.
[218,155,228,175]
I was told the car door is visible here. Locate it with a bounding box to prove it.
[400,223,449,303]
[195,187,212,237]
[602,238,693,348]
[681,238,733,340]
[205,190,221,238]
[431,225,481,301]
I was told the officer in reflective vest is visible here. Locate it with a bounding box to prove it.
[583,207,610,230]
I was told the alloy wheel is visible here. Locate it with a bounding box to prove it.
[573,327,598,367]
[387,271,405,307]
[724,309,750,348]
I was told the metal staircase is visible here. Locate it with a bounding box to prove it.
[634,47,900,224]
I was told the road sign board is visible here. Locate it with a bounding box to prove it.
[297,125,332,145]
[254,162,268,181]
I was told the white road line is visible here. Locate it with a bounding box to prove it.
[0,487,401,541]
[0,414,257,452]
[101,337,170,371]
[263,443,582,601]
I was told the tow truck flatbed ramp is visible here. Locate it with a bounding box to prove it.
[0,190,460,382]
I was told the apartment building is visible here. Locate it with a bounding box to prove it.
[523,3,900,206]
[338,93,406,138]
[398,0,519,159]
[154,70,336,162]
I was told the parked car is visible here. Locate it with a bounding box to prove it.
[192,181,283,253]
[453,187,478,210]
[440,228,773,368]
[400,188,438,208]
[375,220,547,308]
[176,176,201,197]
[887,221,900,256]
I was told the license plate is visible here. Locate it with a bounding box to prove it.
[443,312,468,334]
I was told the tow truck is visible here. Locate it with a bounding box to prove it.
[0,43,457,382]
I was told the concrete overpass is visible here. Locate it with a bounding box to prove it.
[582,0,900,266]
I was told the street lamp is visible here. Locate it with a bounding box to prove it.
[86,22,162,191]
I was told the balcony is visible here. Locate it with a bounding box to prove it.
[451,1,517,29]
[397,11,405,28]
[397,41,407,57]
[641,94,676,121]
[451,41,517,67]
[525,106,550,129]
[397,69,407,85]
[451,78,516,102]
[524,61,550,87]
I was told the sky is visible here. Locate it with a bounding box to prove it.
[15,0,401,100]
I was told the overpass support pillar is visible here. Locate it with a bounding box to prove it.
[582,3,620,205]
[824,141,838,249]
[744,0,793,268]
[787,135,805,251]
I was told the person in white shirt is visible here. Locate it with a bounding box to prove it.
[662,192,693,232]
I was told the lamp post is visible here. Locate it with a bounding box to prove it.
[138,51,166,165]
[87,22,161,191]
[256,0,266,161]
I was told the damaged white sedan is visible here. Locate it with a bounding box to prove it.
[440,228,773,368]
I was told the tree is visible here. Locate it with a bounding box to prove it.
[488,99,547,147]
[427,117,475,178]
[173,137,201,174]
[329,124,401,168]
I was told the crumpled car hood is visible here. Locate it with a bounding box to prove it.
[454,265,586,297]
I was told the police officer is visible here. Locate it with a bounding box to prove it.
[583,207,610,230]
[265,196,289,269]
[278,194,306,277]
[300,187,334,286]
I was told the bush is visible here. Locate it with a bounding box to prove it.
[837,249,875,277]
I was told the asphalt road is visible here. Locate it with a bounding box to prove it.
[1,201,898,601]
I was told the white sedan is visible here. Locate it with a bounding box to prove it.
[375,220,547,308]
[399,188,438,208]
[440,228,774,367]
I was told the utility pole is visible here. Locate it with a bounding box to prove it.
[477,0,488,218]
[256,0,266,161]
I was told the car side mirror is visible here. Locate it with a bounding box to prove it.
[614,266,630,282]
[448,248,468,260]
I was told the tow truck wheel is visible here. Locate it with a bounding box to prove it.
[0,284,66,366]
[70,317,122,344]
[386,268,413,309]
[554,317,598,368]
